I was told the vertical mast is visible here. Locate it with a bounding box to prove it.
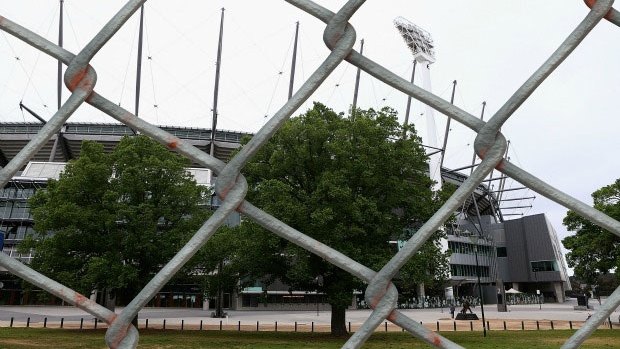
[210,8,225,158]
[402,60,416,139]
[50,0,64,162]
[470,101,486,175]
[288,21,299,100]
[57,0,64,111]
[351,39,364,119]
[135,5,145,118]
[438,80,457,174]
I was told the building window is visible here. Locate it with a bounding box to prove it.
[496,247,507,257]
[450,264,489,277]
[448,241,493,256]
[531,260,557,272]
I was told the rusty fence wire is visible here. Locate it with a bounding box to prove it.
[1,0,620,348]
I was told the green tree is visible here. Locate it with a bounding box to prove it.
[238,103,446,335]
[22,135,208,309]
[562,179,620,285]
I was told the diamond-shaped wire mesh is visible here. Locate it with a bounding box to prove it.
[1,1,620,348]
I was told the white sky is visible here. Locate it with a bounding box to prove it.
[1,1,619,272]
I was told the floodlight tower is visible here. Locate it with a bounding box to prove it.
[394,17,442,191]
[394,17,449,305]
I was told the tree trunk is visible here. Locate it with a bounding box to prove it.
[330,303,348,336]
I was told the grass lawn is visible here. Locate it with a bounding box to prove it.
[0,328,619,348]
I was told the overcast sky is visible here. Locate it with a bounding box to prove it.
[1,1,619,272]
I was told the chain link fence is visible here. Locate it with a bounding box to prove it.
[1,1,619,348]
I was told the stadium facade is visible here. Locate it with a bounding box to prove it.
[0,122,569,308]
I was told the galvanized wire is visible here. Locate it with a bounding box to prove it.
[1,1,620,348]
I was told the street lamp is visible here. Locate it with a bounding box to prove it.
[315,275,323,317]
[533,268,541,310]
[469,233,487,337]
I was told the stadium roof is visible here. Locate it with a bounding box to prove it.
[0,122,251,167]
[0,122,501,220]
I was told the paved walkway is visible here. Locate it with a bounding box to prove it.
[1,298,618,330]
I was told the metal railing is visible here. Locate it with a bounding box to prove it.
[1,1,619,348]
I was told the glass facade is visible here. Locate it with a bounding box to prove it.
[450,264,490,278]
[448,241,494,256]
[531,260,558,272]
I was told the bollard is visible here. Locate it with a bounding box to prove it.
[470,321,473,331]
[200,320,203,331]
[312,321,314,333]
[295,321,297,332]
[385,321,388,332]
[146,318,149,329]
[94,318,98,329]
[80,318,84,330]
[569,321,573,330]
[550,320,554,330]
[44,317,47,328]
[436,321,439,332]
[257,321,259,332]
[486,321,490,331]
[163,319,166,330]
[275,321,277,332]
[219,320,222,331]
[536,321,539,330]
[60,318,64,329]
[10,317,13,328]
[521,321,524,330]
[453,321,456,331]
[181,319,184,330]
[27,317,30,328]
[238,320,241,332]
[503,321,506,331]
[348,321,351,333]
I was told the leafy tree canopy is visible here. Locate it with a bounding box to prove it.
[22,135,209,304]
[236,103,450,334]
[562,178,620,285]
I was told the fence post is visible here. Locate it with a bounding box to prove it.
[26,317,30,328]
[312,321,314,333]
[569,321,572,330]
[453,321,456,331]
[275,321,277,332]
[521,321,524,330]
[163,319,166,330]
[200,320,203,331]
[550,320,554,330]
[238,320,241,331]
[295,321,298,332]
[219,320,222,331]
[436,321,439,332]
[609,318,613,329]
[145,318,148,329]
[385,321,388,332]
[181,319,184,330]
[257,321,259,332]
[503,321,506,331]
[470,321,473,331]
[348,321,351,333]
[80,318,84,330]
[9,317,13,328]
[536,321,539,330]
[44,317,47,328]
[95,318,98,329]
[60,318,64,329]
[486,321,490,331]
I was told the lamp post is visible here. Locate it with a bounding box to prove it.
[469,234,487,337]
[533,268,541,310]
[315,275,323,317]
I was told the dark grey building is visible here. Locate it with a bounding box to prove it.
[448,213,570,304]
